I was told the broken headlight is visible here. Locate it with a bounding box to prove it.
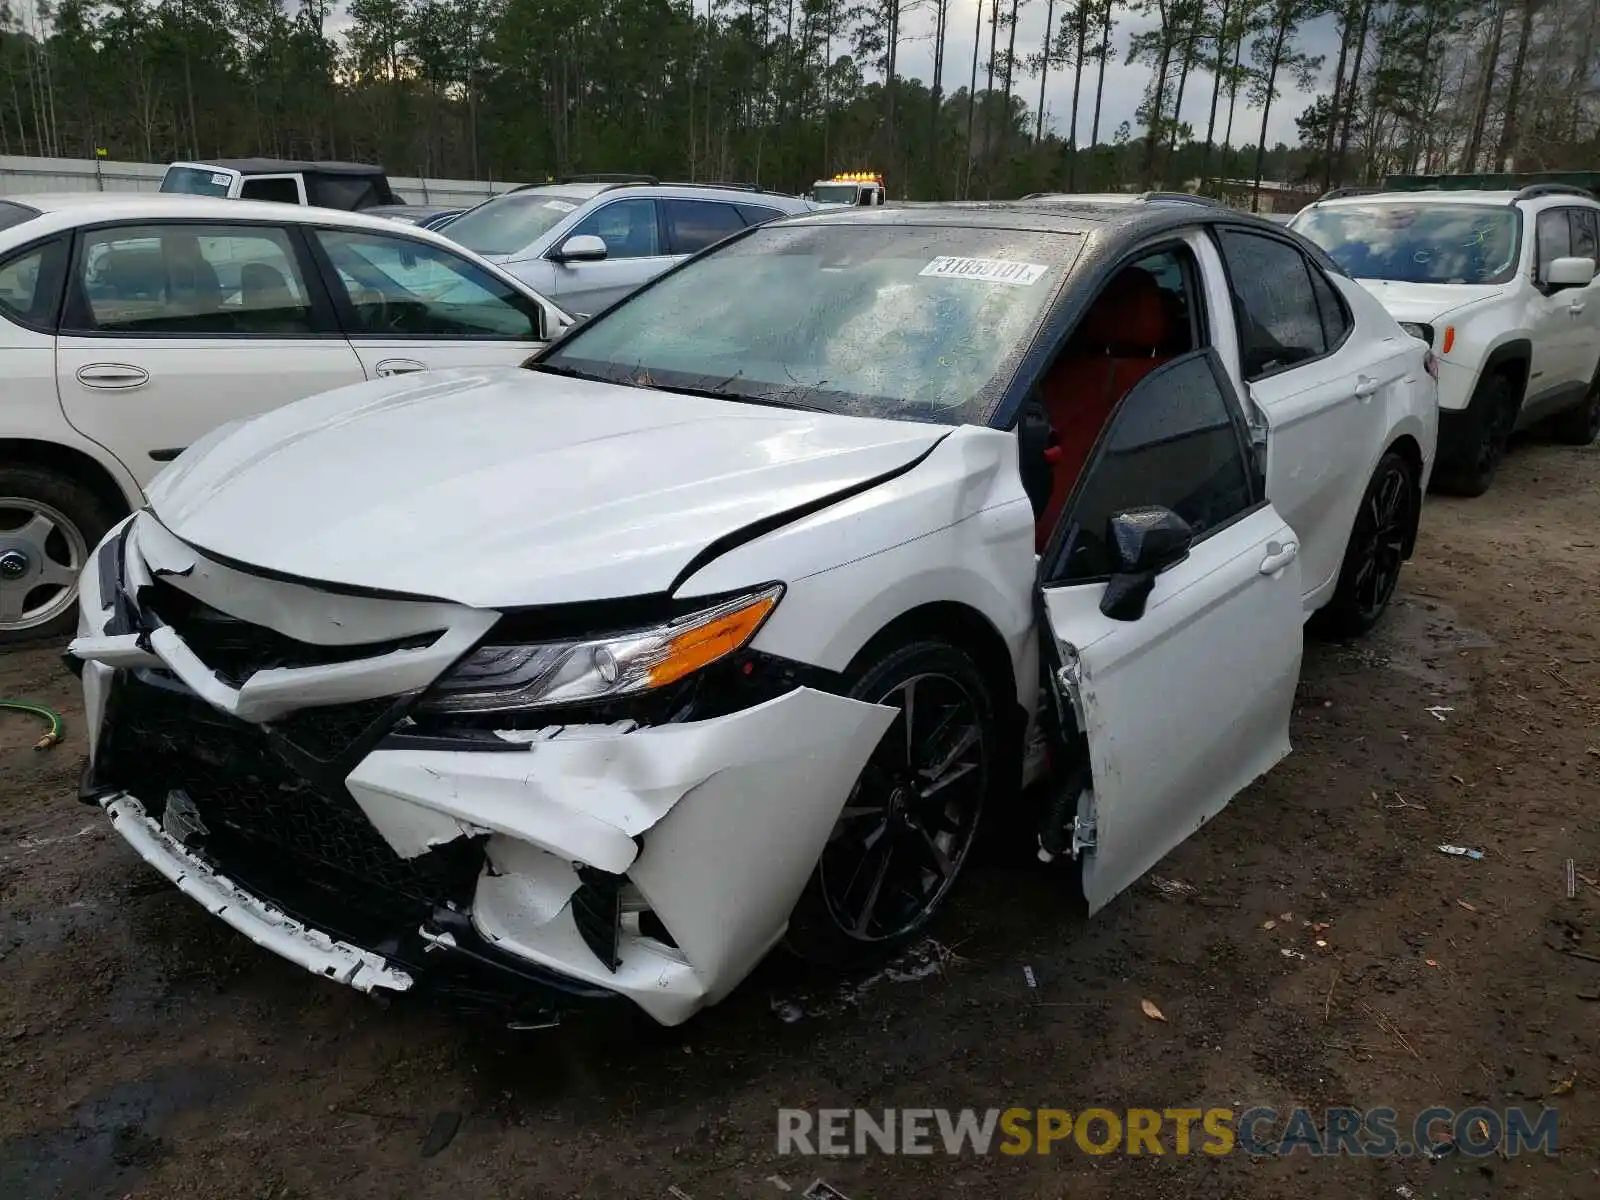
[419,585,783,715]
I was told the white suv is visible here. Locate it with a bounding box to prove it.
[1293,184,1600,494]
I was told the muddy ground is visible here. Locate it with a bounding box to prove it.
[2,439,1597,1200]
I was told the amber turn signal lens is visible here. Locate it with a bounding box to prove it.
[646,593,779,687]
[1442,326,1456,354]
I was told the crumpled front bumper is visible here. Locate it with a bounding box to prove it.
[72,513,895,1026]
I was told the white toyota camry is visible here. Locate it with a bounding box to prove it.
[70,200,1438,1026]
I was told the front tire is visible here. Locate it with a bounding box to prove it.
[0,467,116,646]
[1435,372,1515,496]
[1314,450,1415,639]
[784,639,999,969]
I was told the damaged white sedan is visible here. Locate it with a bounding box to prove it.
[71,200,1437,1026]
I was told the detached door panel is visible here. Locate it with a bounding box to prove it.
[312,226,547,376]
[56,221,365,488]
[1044,505,1303,912]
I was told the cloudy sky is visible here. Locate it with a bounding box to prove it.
[879,1,1337,149]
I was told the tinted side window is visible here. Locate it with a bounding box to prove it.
[736,203,786,225]
[1537,209,1572,274]
[1055,352,1255,583]
[1217,230,1326,380]
[1307,265,1352,348]
[239,176,302,204]
[1570,208,1598,261]
[74,224,314,335]
[663,199,745,254]
[0,238,66,330]
[315,228,540,339]
[567,198,661,259]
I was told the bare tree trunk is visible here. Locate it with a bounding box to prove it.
[1199,0,1235,188]
[964,0,983,196]
[1166,4,1205,181]
[1251,24,1288,212]
[996,0,1020,188]
[1067,4,1088,186]
[1493,0,1536,170]
[1035,0,1056,145]
[1090,0,1111,146]
[1322,1,1354,190]
[1334,0,1373,183]
[1141,17,1173,186]
[979,0,1000,191]
[1462,0,1508,172]
[930,0,949,191]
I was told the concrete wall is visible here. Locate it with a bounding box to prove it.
[0,155,520,209]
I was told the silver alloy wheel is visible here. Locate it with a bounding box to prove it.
[0,497,88,632]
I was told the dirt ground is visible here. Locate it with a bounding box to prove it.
[2,438,1597,1200]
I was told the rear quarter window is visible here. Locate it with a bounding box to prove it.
[0,200,41,233]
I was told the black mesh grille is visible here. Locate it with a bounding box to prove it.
[139,577,439,687]
[96,673,477,924]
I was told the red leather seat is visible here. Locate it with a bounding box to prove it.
[1035,269,1174,547]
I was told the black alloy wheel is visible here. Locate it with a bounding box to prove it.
[785,641,996,967]
[1316,450,1415,639]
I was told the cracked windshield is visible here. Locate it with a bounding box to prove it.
[1294,203,1520,285]
[542,224,1083,424]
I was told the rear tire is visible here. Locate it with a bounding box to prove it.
[783,639,999,969]
[1314,450,1415,640]
[1434,372,1516,497]
[0,467,117,646]
[1552,373,1600,446]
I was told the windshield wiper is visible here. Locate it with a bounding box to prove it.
[527,361,610,383]
[640,382,825,412]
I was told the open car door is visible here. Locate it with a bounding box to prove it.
[1036,350,1305,913]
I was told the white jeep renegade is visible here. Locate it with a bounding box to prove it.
[1293,184,1600,495]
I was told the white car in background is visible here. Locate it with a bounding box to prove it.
[73,200,1436,1027]
[0,193,570,642]
[1292,184,1600,494]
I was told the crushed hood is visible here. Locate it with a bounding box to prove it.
[146,368,947,608]
[1354,278,1507,325]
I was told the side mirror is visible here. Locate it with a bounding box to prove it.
[552,234,608,264]
[1099,506,1194,622]
[1543,256,1596,291]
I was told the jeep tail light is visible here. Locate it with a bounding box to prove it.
[1424,350,1439,379]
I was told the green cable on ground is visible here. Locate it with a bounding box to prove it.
[0,700,64,751]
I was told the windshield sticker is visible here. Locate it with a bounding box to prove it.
[919,256,1049,285]
[543,200,577,212]
[211,173,231,186]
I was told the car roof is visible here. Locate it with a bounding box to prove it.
[0,193,469,240]
[176,159,388,177]
[1307,189,1522,207]
[503,181,807,205]
[775,197,1283,237]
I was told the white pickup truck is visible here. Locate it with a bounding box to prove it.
[1292,183,1600,495]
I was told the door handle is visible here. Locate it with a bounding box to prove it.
[1569,300,1587,315]
[1259,540,1299,576]
[1353,375,1379,399]
[75,363,150,390]
[375,358,426,377]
